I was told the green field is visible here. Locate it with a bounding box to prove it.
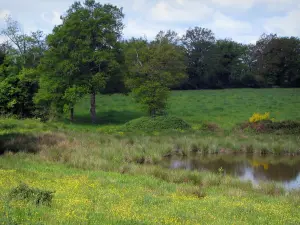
[1,88,300,224]
[74,88,300,128]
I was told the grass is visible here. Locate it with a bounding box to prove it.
[73,88,300,128]
[0,156,300,225]
[0,88,300,224]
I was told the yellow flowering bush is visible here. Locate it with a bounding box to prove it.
[249,112,272,123]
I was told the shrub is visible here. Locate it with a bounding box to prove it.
[0,133,66,155]
[241,120,300,134]
[123,116,191,132]
[249,112,273,123]
[201,122,221,132]
[8,183,54,206]
[265,120,300,132]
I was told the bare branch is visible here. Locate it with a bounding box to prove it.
[135,49,142,67]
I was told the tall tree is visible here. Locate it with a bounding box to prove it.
[124,31,186,116]
[259,37,300,87]
[1,16,46,68]
[37,0,124,123]
[181,27,216,89]
[214,39,249,88]
[0,18,45,117]
[252,33,277,86]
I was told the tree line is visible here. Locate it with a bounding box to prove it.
[1,0,300,122]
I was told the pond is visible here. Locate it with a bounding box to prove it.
[161,154,300,190]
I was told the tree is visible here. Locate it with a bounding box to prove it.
[34,29,85,121]
[124,31,186,116]
[258,37,300,87]
[213,39,249,88]
[252,33,277,86]
[181,27,216,89]
[0,18,46,117]
[62,86,87,121]
[1,16,46,68]
[0,67,39,117]
[37,0,124,123]
[0,44,7,66]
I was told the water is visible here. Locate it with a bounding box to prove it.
[162,154,300,190]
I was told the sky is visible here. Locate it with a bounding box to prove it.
[0,0,300,44]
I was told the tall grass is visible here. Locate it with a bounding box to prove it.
[1,124,299,172]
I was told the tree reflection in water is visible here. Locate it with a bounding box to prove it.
[163,154,300,190]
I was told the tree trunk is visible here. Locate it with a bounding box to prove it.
[150,109,156,117]
[90,92,96,124]
[70,107,74,122]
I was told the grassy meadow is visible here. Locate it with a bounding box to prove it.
[74,88,300,128]
[1,156,300,225]
[1,88,300,224]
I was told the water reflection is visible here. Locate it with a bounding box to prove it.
[162,154,300,190]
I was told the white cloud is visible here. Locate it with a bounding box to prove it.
[51,11,62,25]
[132,0,147,11]
[261,0,298,11]
[0,9,10,20]
[264,6,300,36]
[209,0,299,11]
[41,10,62,26]
[209,12,253,34]
[234,35,259,44]
[124,19,158,39]
[123,18,186,40]
[151,1,214,23]
[211,0,255,10]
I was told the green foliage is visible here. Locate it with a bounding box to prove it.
[0,68,39,117]
[9,183,54,206]
[124,31,187,116]
[62,85,87,119]
[37,0,125,122]
[1,17,46,68]
[180,29,300,89]
[181,27,216,89]
[123,116,191,132]
[0,17,46,118]
[214,39,250,88]
[255,35,300,87]
[132,81,169,116]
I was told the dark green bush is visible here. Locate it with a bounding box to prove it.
[9,183,54,206]
[123,116,191,132]
[265,120,300,132]
[240,120,300,134]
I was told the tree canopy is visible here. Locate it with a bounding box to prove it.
[36,0,124,122]
[124,31,186,116]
